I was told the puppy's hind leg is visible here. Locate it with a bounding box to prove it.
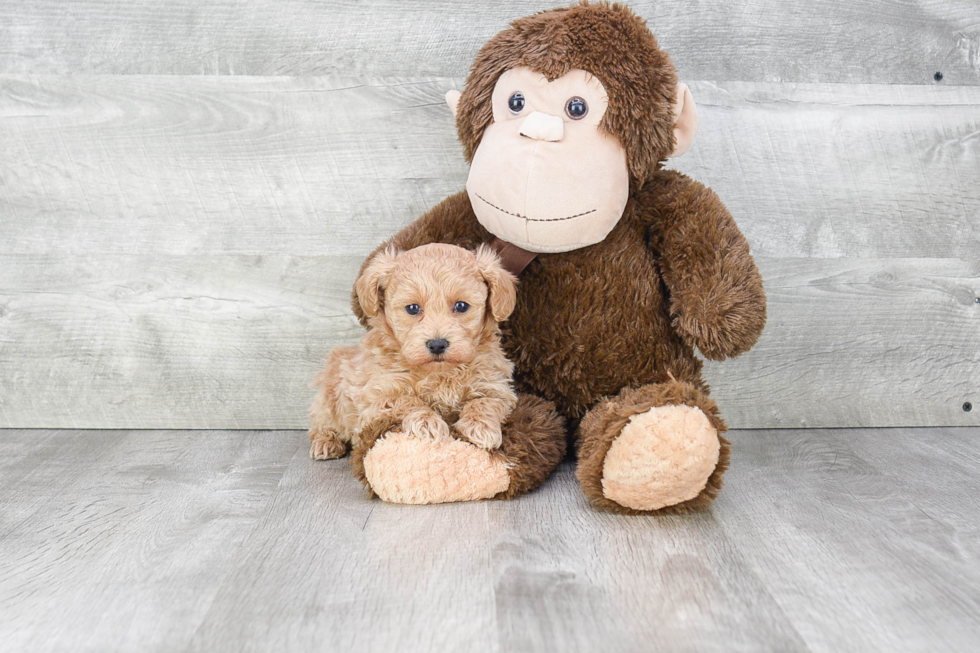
[310,429,349,460]
[309,345,357,460]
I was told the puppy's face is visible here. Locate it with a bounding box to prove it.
[385,263,487,368]
[356,244,517,370]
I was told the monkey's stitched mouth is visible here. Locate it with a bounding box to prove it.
[474,193,596,222]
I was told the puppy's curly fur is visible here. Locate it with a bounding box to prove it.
[309,243,518,459]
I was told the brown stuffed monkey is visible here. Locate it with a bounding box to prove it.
[346,2,766,514]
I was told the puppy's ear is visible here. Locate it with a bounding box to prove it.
[475,244,518,322]
[354,247,399,318]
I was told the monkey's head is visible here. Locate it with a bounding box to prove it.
[445,2,698,254]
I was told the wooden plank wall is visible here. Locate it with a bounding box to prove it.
[0,1,978,429]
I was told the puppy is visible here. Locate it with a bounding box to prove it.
[309,243,519,460]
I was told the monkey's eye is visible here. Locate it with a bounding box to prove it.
[453,301,470,313]
[565,96,588,120]
[405,304,421,316]
[508,92,526,114]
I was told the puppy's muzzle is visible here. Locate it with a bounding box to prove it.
[426,339,449,356]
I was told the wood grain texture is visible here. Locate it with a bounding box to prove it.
[0,254,364,429]
[673,82,980,258]
[187,439,499,653]
[1,255,976,429]
[0,429,299,652]
[2,428,980,652]
[1,0,978,84]
[716,427,980,651]
[489,469,807,652]
[2,76,979,259]
[0,75,469,258]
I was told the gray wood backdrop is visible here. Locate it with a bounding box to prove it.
[1,0,978,429]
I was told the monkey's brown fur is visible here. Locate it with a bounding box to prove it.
[350,2,766,513]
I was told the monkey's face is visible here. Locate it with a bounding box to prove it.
[464,68,629,254]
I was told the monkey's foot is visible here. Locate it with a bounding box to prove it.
[576,381,730,514]
[362,431,510,504]
[601,405,719,511]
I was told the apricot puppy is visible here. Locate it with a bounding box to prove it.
[309,243,518,460]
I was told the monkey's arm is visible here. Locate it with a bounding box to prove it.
[640,171,766,361]
[351,191,490,323]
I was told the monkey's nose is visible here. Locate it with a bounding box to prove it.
[426,339,449,355]
[519,111,564,142]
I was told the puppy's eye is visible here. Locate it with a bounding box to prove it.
[508,92,525,114]
[405,304,421,316]
[565,96,588,120]
[453,301,470,313]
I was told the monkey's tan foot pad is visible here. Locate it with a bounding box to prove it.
[309,430,349,460]
[601,405,720,511]
[363,432,510,504]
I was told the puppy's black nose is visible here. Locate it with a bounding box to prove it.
[426,339,449,355]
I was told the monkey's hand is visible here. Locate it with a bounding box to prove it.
[643,172,767,360]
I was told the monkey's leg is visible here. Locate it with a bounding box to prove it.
[350,394,566,505]
[575,379,730,514]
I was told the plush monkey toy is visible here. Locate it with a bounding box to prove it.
[346,2,766,514]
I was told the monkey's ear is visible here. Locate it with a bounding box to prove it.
[670,83,699,157]
[354,247,399,318]
[475,244,518,322]
[446,90,461,118]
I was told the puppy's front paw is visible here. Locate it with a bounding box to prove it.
[309,429,349,460]
[402,411,451,440]
[454,418,503,450]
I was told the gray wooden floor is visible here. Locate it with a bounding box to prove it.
[2,428,979,652]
